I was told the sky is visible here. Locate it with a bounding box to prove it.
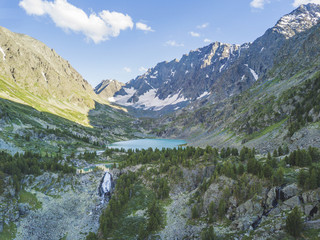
[0,0,320,86]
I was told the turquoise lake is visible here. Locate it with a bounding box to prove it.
[107,139,186,150]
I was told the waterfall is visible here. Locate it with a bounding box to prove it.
[99,171,114,203]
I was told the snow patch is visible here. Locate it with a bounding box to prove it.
[274,8,320,38]
[42,72,48,82]
[109,87,136,104]
[244,64,258,80]
[219,64,225,72]
[113,89,188,111]
[197,91,209,99]
[249,68,258,81]
[108,97,115,102]
[144,80,154,89]
[0,47,6,61]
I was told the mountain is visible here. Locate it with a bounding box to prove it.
[111,4,320,113]
[0,26,138,154]
[0,26,103,125]
[94,79,124,100]
[146,4,320,154]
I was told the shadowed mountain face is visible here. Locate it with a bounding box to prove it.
[108,4,320,113]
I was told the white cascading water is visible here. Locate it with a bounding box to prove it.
[99,172,113,203]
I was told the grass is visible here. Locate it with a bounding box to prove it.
[19,189,42,210]
[247,117,288,141]
[0,222,17,240]
[0,96,138,155]
[302,228,320,240]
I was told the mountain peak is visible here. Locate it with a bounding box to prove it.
[94,79,124,100]
[273,3,320,38]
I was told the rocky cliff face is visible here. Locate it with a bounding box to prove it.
[111,4,320,112]
[94,79,124,100]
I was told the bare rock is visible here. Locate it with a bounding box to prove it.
[282,183,300,200]
[302,189,320,204]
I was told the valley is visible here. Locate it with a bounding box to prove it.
[1,2,320,240]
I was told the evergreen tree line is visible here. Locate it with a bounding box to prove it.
[298,166,320,190]
[120,146,221,169]
[97,171,165,240]
[287,74,320,136]
[0,150,75,194]
[99,172,137,238]
[284,147,320,167]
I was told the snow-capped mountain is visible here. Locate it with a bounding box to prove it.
[108,4,320,112]
[273,3,320,38]
[111,42,247,111]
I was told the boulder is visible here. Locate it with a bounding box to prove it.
[282,183,299,200]
[236,199,263,217]
[265,187,277,208]
[231,216,258,231]
[268,206,281,217]
[302,189,320,204]
[304,204,319,217]
[281,196,301,210]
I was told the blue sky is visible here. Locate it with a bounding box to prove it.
[0,0,319,86]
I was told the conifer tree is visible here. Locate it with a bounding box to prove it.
[147,199,162,232]
[208,201,215,223]
[285,206,303,238]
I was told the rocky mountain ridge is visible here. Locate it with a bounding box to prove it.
[94,79,124,100]
[109,3,320,113]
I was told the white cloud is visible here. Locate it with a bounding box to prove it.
[250,0,270,9]
[204,38,212,43]
[19,0,47,15]
[293,0,320,7]
[123,67,131,73]
[139,66,148,72]
[197,23,209,29]
[19,0,134,43]
[136,22,154,32]
[165,40,184,47]
[189,31,200,37]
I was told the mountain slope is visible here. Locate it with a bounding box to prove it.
[110,4,320,113]
[94,79,124,100]
[0,26,105,125]
[146,18,320,153]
